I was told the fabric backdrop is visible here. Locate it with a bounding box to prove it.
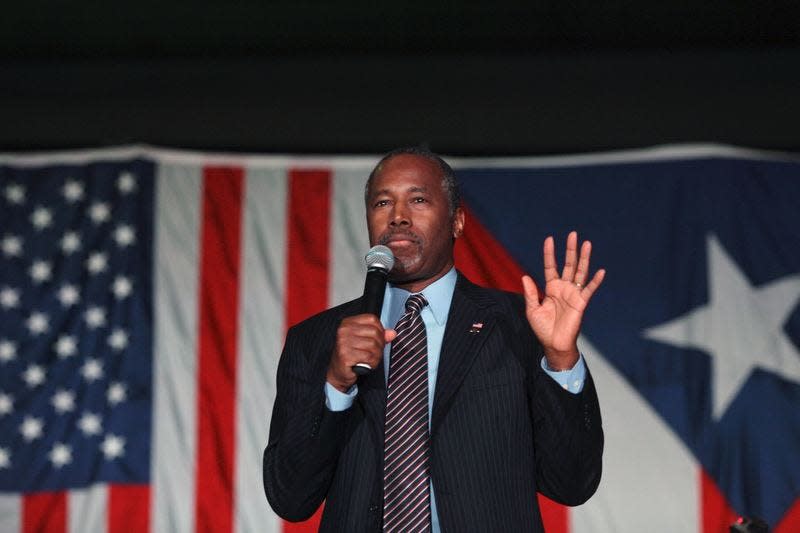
[0,145,798,532]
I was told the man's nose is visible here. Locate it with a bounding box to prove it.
[390,204,410,226]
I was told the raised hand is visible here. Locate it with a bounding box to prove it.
[521,231,605,370]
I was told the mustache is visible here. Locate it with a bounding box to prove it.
[378,230,422,245]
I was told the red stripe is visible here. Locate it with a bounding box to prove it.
[195,166,245,533]
[700,469,738,533]
[775,498,800,533]
[282,168,331,532]
[23,491,66,533]
[109,484,150,533]
[455,207,568,533]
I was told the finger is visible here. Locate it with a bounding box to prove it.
[561,231,578,280]
[384,329,397,343]
[521,275,541,310]
[543,236,558,282]
[580,268,606,301]
[574,240,592,286]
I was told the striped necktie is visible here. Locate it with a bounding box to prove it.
[383,293,431,532]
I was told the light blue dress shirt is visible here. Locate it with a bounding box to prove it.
[324,268,586,531]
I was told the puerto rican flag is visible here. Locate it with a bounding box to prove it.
[0,145,797,532]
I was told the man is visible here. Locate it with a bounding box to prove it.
[263,147,605,532]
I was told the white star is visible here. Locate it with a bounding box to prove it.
[51,389,76,414]
[29,259,52,283]
[84,306,106,329]
[108,328,128,351]
[48,442,72,468]
[57,284,80,307]
[0,287,20,309]
[54,334,77,358]
[644,234,800,420]
[0,339,16,363]
[117,172,137,194]
[107,382,126,405]
[60,231,81,255]
[20,416,43,441]
[88,202,111,224]
[101,434,125,459]
[30,206,53,230]
[62,180,84,202]
[112,276,132,299]
[4,183,25,204]
[113,225,136,247]
[0,392,13,415]
[0,447,9,469]
[22,364,46,387]
[1,234,22,257]
[81,358,104,382]
[26,312,49,335]
[86,252,108,275]
[78,412,102,436]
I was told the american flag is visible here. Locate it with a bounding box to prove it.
[0,145,797,532]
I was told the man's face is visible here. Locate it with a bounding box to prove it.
[366,154,464,290]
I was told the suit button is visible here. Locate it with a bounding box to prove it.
[369,504,379,513]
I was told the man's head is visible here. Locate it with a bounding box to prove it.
[365,148,465,292]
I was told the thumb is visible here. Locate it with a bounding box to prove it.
[384,328,397,343]
[521,275,541,310]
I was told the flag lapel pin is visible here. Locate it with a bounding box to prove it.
[469,322,483,334]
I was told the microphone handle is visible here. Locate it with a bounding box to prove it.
[352,268,388,376]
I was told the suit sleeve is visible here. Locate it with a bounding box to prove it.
[262,323,352,521]
[528,343,604,506]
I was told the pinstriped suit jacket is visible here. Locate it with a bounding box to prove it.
[264,273,603,532]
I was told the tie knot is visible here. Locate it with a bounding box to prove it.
[405,293,428,315]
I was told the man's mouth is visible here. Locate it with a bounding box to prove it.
[380,233,419,247]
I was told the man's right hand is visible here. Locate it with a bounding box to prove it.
[327,314,397,392]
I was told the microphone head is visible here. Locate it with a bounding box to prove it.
[365,245,395,272]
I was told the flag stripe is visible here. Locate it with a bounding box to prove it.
[194,167,245,533]
[701,470,738,533]
[109,485,149,533]
[152,163,203,533]
[284,169,332,329]
[234,167,288,533]
[23,491,66,533]
[281,168,332,532]
[330,166,371,306]
[69,484,105,533]
[0,495,20,533]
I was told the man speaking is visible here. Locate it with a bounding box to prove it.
[263,147,605,532]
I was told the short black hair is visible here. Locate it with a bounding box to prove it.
[365,147,461,215]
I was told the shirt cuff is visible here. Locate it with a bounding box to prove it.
[541,354,586,394]
[324,382,358,411]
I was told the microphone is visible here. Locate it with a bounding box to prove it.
[352,245,395,376]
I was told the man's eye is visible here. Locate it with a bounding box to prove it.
[411,197,427,203]
[374,199,389,208]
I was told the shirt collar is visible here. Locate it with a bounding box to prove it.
[388,267,457,326]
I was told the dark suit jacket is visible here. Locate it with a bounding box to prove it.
[264,273,603,532]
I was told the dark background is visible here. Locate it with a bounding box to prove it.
[2,2,799,155]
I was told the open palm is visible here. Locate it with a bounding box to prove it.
[522,232,605,369]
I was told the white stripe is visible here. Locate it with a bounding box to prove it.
[151,163,203,533]
[69,484,107,533]
[234,168,288,533]
[0,494,20,533]
[3,144,799,169]
[330,166,371,307]
[570,337,699,533]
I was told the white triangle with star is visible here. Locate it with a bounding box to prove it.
[643,234,800,420]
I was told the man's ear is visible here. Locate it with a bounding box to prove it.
[452,207,465,239]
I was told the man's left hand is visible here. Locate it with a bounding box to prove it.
[521,231,605,370]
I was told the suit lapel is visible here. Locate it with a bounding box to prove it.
[431,274,497,434]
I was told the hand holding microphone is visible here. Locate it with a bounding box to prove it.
[352,245,394,375]
[326,246,395,392]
